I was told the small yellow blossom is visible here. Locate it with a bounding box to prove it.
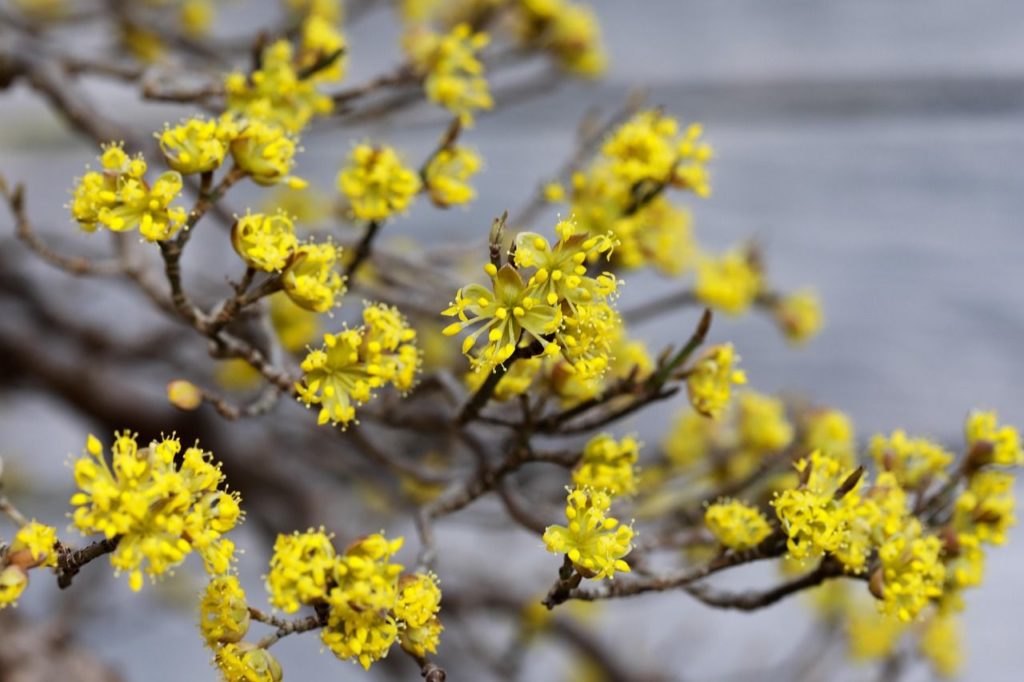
[695,250,761,315]
[572,433,639,497]
[408,23,493,125]
[464,356,542,401]
[875,520,945,622]
[231,212,298,272]
[964,410,1022,466]
[803,409,856,468]
[296,303,421,427]
[298,14,348,83]
[270,293,321,352]
[265,528,336,613]
[424,145,482,207]
[953,471,1015,545]
[773,289,823,344]
[200,575,251,646]
[158,117,228,175]
[10,521,59,568]
[919,614,963,677]
[663,408,718,469]
[337,144,422,221]
[736,391,794,453]
[213,643,283,682]
[847,605,907,660]
[869,430,953,488]
[70,432,241,591]
[168,379,203,410]
[229,119,303,187]
[180,0,214,37]
[517,0,607,77]
[686,343,746,419]
[543,487,633,579]
[394,573,442,628]
[0,565,29,608]
[281,241,346,312]
[704,499,772,550]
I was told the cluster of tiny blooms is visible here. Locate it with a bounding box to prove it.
[572,433,640,497]
[772,289,824,344]
[694,248,762,315]
[869,430,953,489]
[199,574,284,681]
[69,143,186,241]
[263,529,442,670]
[685,343,746,419]
[704,499,772,550]
[443,218,620,376]
[70,432,241,591]
[406,23,493,125]
[226,117,305,188]
[231,211,299,272]
[158,116,232,175]
[424,145,482,207]
[547,110,711,275]
[736,390,794,454]
[0,521,58,608]
[337,144,422,221]
[281,241,346,312]
[964,410,1022,466]
[543,487,633,579]
[214,643,283,682]
[513,0,607,76]
[296,303,421,427]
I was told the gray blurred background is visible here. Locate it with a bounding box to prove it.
[1,0,1022,680]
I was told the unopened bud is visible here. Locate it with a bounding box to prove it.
[868,567,885,601]
[167,380,203,411]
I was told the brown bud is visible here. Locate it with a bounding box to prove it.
[834,466,865,500]
[868,567,885,601]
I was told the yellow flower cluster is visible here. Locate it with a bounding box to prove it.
[704,499,772,550]
[407,23,493,125]
[965,410,1022,466]
[262,529,443,669]
[298,13,348,83]
[337,144,422,221]
[662,407,718,470]
[158,117,232,175]
[954,471,1015,545]
[200,575,251,647]
[270,292,321,352]
[424,145,482,207]
[543,487,633,579]
[694,249,762,314]
[231,212,299,272]
[70,143,186,241]
[214,643,283,682]
[549,110,711,275]
[227,118,305,187]
[296,303,421,427]
[869,430,953,488]
[70,432,241,591]
[225,39,334,134]
[443,219,620,376]
[686,343,746,419]
[803,409,857,468]
[281,241,346,312]
[572,433,640,497]
[773,289,824,344]
[515,0,607,76]
[0,521,59,608]
[737,391,794,453]
[875,520,945,622]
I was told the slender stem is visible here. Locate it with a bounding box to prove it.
[344,220,381,283]
[56,537,120,589]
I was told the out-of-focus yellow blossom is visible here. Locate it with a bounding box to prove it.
[465,356,542,401]
[200,575,250,646]
[663,409,718,471]
[266,528,336,613]
[180,0,214,37]
[281,241,345,312]
[12,0,66,20]
[215,359,262,392]
[321,533,404,669]
[546,330,652,408]
[70,432,241,591]
[424,145,482,207]
[614,197,697,275]
[296,303,420,427]
[543,487,633,579]
[442,262,562,372]
[672,122,714,197]
[121,24,164,64]
[944,531,985,590]
[964,410,1022,467]
[69,143,187,241]
[400,614,443,658]
[337,144,422,221]
[213,643,283,682]
[9,521,59,569]
[601,110,679,186]
[919,614,963,678]
[686,343,746,419]
[298,15,348,83]
[803,409,856,469]
[167,379,203,410]
[407,23,493,125]
[516,0,607,76]
[773,289,823,344]
[0,566,29,608]
[847,605,906,660]
[260,184,332,229]
[869,430,953,489]
[229,118,304,187]
[953,471,1015,545]
[287,0,343,22]
[772,450,859,563]
[225,40,332,133]
[695,250,761,314]
[270,292,320,353]
[572,433,639,497]
[231,212,298,272]
[736,391,794,453]
[158,117,229,175]
[875,520,945,622]
[704,499,772,550]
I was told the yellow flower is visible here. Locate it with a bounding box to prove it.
[953,471,1015,545]
[158,117,229,175]
[695,249,761,314]
[736,391,794,453]
[846,604,907,660]
[464,356,542,401]
[265,528,336,613]
[295,303,420,427]
[572,433,639,497]
[200,575,251,646]
[10,521,59,568]
[180,0,214,37]
[424,145,482,207]
[70,432,242,591]
[686,343,746,419]
[773,289,823,344]
[869,430,953,488]
[704,499,772,550]
[298,14,347,84]
[543,487,633,579]
[803,409,856,468]
[0,566,29,609]
[394,573,442,628]
[231,212,298,272]
[919,614,963,677]
[964,410,1022,466]
[337,144,422,221]
[409,23,493,125]
[663,408,718,469]
[601,110,679,186]
[875,520,945,622]
[517,0,607,77]
[281,242,345,313]
[213,643,283,682]
[400,615,443,658]
[229,119,304,187]
[269,292,320,352]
